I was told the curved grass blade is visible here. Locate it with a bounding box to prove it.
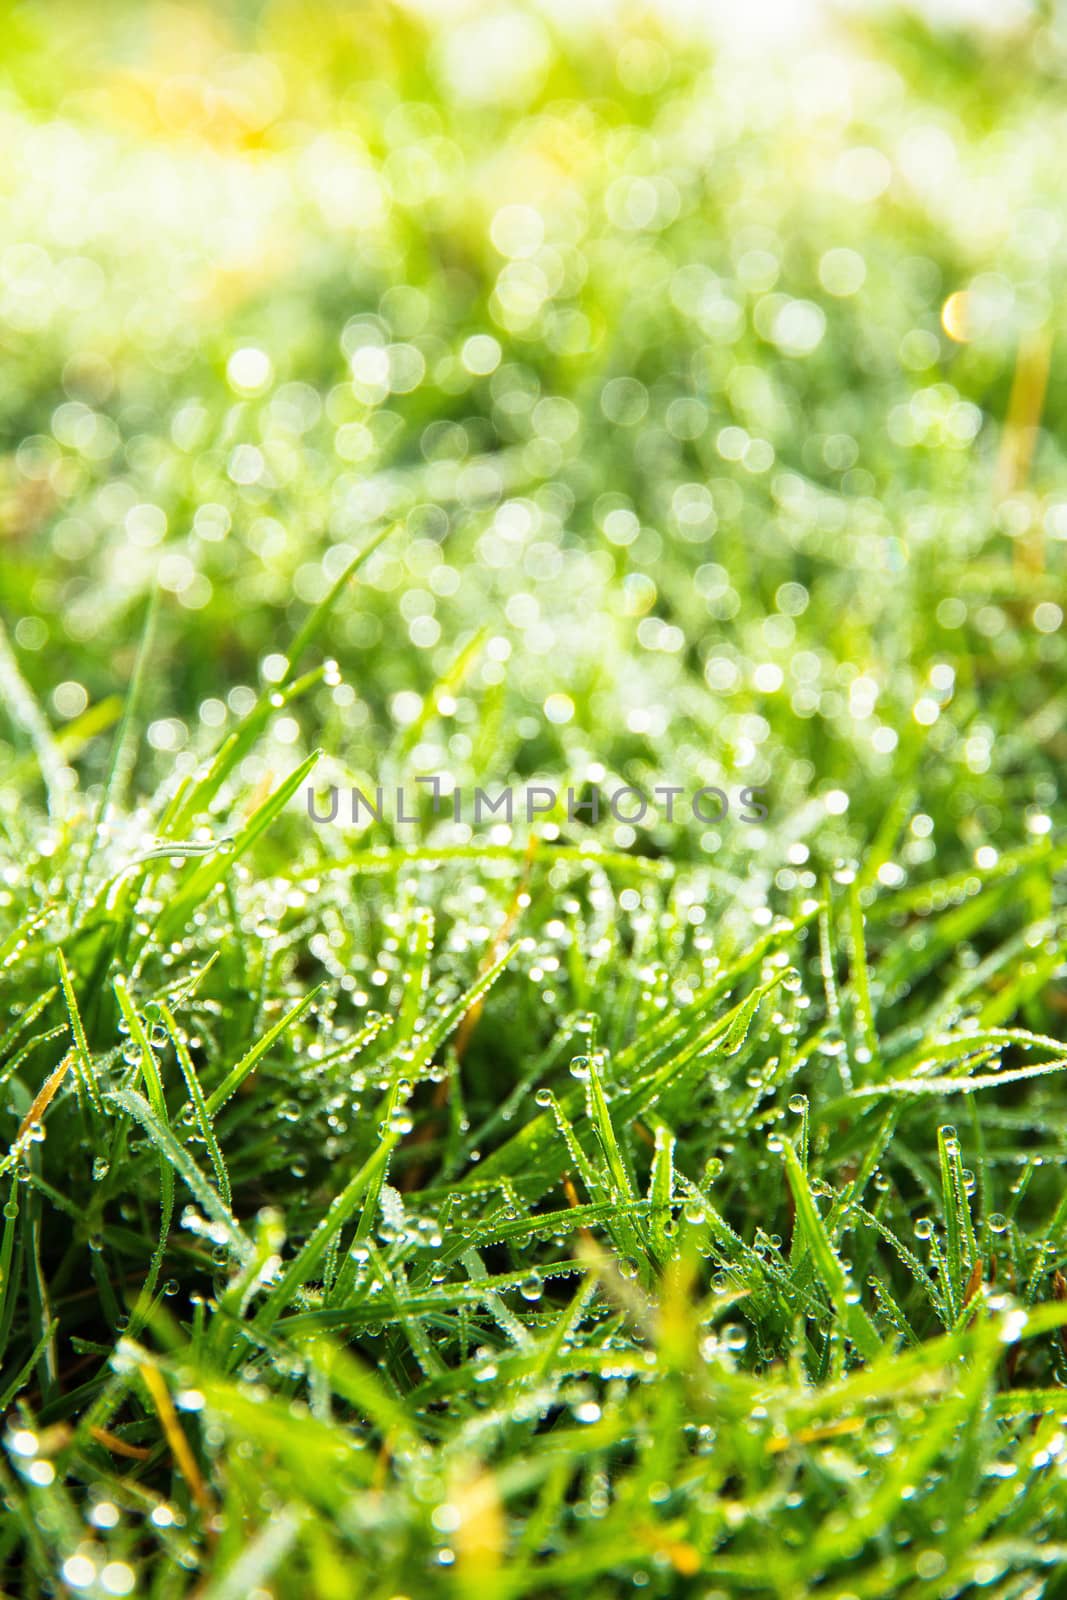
[105,1087,251,1264]
[159,998,231,1205]
[153,750,322,949]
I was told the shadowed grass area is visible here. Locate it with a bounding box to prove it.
[2,2,1067,1595]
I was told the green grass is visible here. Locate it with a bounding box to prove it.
[3,2,1067,1595]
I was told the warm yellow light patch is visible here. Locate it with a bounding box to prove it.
[668,1542,702,1576]
[941,291,972,342]
[452,1467,506,1579]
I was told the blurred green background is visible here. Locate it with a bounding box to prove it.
[1,0,1065,877]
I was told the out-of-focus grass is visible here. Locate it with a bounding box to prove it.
[2,3,1067,1596]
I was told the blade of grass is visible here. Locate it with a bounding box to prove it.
[154,750,322,949]
[782,1138,881,1360]
[72,588,158,918]
[56,948,104,1116]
